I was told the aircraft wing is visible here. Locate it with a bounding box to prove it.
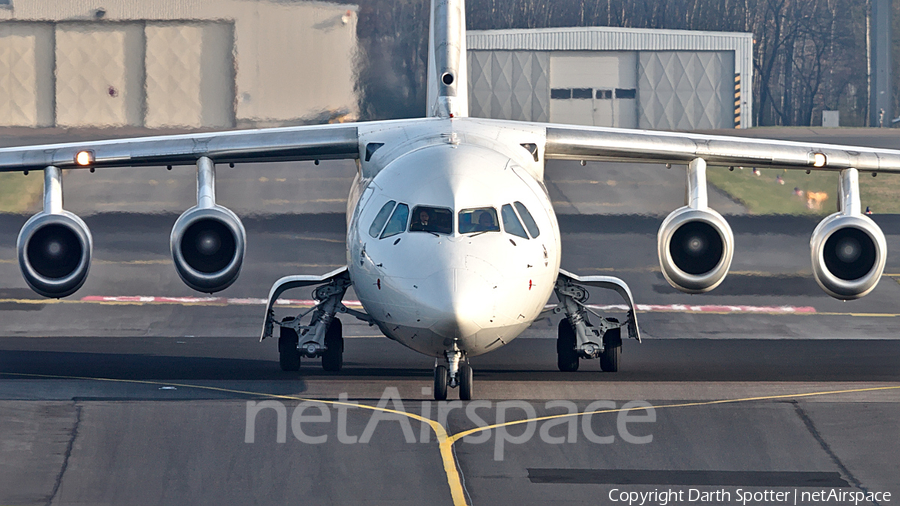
[542,123,900,173]
[0,122,360,172]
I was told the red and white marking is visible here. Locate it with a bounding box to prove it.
[80,295,364,307]
[588,304,816,314]
[79,296,815,314]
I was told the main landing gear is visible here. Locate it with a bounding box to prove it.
[557,319,622,372]
[278,315,344,372]
[277,281,347,372]
[264,269,371,373]
[553,272,639,373]
[434,349,473,401]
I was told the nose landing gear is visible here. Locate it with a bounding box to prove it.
[434,349,473,400]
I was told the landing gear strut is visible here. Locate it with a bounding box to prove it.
[433,348,473,400]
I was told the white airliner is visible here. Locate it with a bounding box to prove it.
[2,0,900,400]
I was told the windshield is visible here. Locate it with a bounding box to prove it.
[501,204,528,239]
[459,208,500,234]
[514,201,540,238]
[368,200,396,238]
[410,206,453,235]
[380,203,409,239]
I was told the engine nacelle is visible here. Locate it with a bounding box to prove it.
[657,206,734,293]
[17,211,93,298]
[810,213,886,300]
[170,205,246,293]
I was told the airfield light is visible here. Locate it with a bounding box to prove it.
[813,153,827,168]
[75,150,94,166]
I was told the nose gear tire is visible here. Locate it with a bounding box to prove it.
[434,365,449,400]
[459,363,473,400]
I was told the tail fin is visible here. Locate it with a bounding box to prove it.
[426,0,468,118]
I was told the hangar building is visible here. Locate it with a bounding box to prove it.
[466,27,753,130]
[0,0,358,129]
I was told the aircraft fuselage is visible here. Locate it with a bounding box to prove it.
[346,119,562,357]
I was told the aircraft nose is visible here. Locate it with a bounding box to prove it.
[419,268,495,340]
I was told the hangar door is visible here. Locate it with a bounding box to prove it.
[468,51,550,122]
[548,51,637,128]
[0,24,53,127]
[638,51,734,130]
[55,24,144,128]
[145,23,234,128]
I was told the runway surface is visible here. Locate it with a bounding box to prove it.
[2,128,900,505]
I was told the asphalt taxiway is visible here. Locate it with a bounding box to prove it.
[1,336,898,505]
[1,128,899,505]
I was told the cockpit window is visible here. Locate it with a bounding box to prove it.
[514,201,540,238]
[501,204,528,239]
[380,203,409,239]
[410,206,453,234]
[369,200,396,238]
[458,208,500,234]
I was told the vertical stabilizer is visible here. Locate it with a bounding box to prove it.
[426,0,468,118]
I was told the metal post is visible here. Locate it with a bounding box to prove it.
[869,0,892,127]
[43,166,63,215]
[197,156,216,209]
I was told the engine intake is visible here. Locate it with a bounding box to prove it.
[658,206,734,293]
[17,211,93,298]
[810,213,886,300]
[171,205,245,293]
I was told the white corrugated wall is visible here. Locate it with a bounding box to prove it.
[467,27,753,129]
[0,0,358,128]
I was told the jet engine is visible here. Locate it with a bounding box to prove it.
[17,210,93,298]
[657,206,734,294]
[170,204,246,293]
[810,212,886,300]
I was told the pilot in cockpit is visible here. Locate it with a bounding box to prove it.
[414,209,430,229]
[475,211,495,231]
